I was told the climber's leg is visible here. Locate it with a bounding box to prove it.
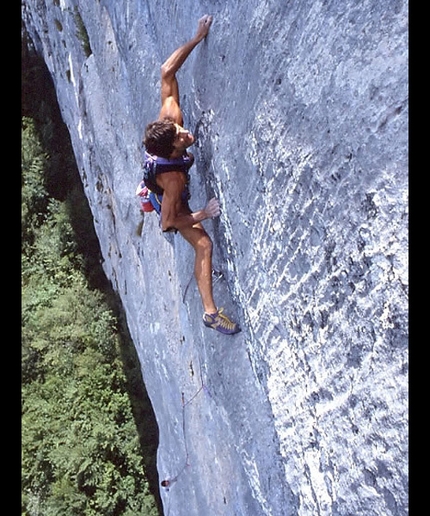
[179,222,217,315]
[179,218,240,334]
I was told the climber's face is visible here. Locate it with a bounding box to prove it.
[173,123,195,150]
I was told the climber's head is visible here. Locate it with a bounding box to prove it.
[144,118,194,158]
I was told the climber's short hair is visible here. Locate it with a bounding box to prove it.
[144,118,176,158]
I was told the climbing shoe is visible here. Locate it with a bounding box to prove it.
[203,308,241,335]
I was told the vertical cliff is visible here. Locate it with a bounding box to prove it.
[22,1,408,515]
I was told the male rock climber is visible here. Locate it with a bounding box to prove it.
[143,15,240,335]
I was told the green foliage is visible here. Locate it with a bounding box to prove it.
[21,117,50,245]
[22,105,160,515]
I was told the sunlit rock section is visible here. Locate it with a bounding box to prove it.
[23,0,408,514]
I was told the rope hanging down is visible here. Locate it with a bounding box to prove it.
[160,356,212,498]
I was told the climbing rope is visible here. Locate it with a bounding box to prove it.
[182,268,223,303]
[161,355,213,515]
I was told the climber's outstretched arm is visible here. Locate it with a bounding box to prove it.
[159,15,213,124]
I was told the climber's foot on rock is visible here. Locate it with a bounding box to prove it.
[203,308,241,335]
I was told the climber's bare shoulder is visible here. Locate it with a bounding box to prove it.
[159,97,183,125]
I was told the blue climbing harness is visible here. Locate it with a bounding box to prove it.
[142,151,193,213]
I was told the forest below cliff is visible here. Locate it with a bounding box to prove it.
[21,43,161,516]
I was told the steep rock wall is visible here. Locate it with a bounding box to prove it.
[23,1,408,515]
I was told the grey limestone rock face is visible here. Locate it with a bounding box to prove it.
[23,1,408,515]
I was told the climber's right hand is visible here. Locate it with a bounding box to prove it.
[204,197,221,219]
